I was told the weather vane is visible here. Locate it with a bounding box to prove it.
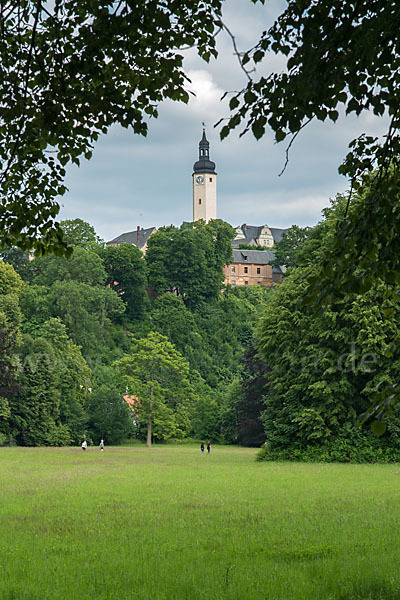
[202,121,206,130]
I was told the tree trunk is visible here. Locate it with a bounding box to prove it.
[146,380,153,447]
[146,413,152,447]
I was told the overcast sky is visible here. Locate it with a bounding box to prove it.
[59,0,388,243]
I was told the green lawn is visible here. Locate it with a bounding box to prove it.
[1,445,400,600]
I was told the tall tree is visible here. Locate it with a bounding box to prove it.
[113,331,193,447]
[101,243,148,320]
[87,387,134,445]
[0,1,222,254]
[39,318,91,443]
[255,200,400,455]
[146,220,234,307]
[60,219,103,249]
[270,225,311,270]
[0,318,19,441]
[236,344,268,447]
[12,337,70,446]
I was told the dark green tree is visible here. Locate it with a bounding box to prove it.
[39,318,91,443]
[87,387,134,445]
[0,247,33,282]
[270,225,311,270]
[236,344,268,447]
[255,202,400,459]
[12,337,70,446]
[146,220,234,308]
[0,319,19,442]
[101,243,148,320]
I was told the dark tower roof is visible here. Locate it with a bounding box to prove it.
[193,129,216,174]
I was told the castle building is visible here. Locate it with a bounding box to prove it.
[232,224,287,248]
[192,129,217,223]
[223,249,283,288]
[106,130,287,288]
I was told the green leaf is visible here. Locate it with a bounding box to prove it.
[229,96,240,110]
[371,420,386,436]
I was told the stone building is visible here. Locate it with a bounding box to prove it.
[232,224,287,248]
[223,249,283,288]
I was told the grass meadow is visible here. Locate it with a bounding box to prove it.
[1,445,400,600]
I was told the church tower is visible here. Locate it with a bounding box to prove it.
[193,128,217,222]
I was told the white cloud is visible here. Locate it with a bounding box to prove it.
[186,70,224,112]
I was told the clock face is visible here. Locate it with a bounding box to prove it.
[195,175,204,185]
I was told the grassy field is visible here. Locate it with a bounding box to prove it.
[1,445,400,600]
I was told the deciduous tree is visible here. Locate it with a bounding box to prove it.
[113,331,193,446]
[270,225,311,271]
[102,243,148,320]
[255,200,400,456]
[222,0,400,301]
[0,0,222,254]
[146,220,234,307]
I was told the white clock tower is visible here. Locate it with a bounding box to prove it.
[193,129,217,222]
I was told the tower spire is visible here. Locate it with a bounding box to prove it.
[192,128,217,223]
[193,127,215,173]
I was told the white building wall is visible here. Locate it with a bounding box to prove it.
[193,173,216,222]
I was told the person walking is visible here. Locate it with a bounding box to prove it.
[207,440,211,454]
[81,439,87,451]
[99,439,104,451]
[200,442,205,454]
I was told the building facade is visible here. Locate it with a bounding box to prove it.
[232,224,287,248]
[192,129,217,223]
[223,249,283,288]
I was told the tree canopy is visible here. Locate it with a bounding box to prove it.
[0,0,222,254]
[255,195,400,460]
[146,220,234,307]
[1,0,399,289]
[113,331,193,446]
[222,0,400,300]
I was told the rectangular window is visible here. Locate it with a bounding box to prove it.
[245,281,249,285]
[209,177,213,182]
[232,280,236,286]
[257,267,261,274]
[257,281,262,285]
[231,266,235,273]
[244,267,248,274]
[199,199,201,204]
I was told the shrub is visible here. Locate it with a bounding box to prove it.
[257,431,400,463]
